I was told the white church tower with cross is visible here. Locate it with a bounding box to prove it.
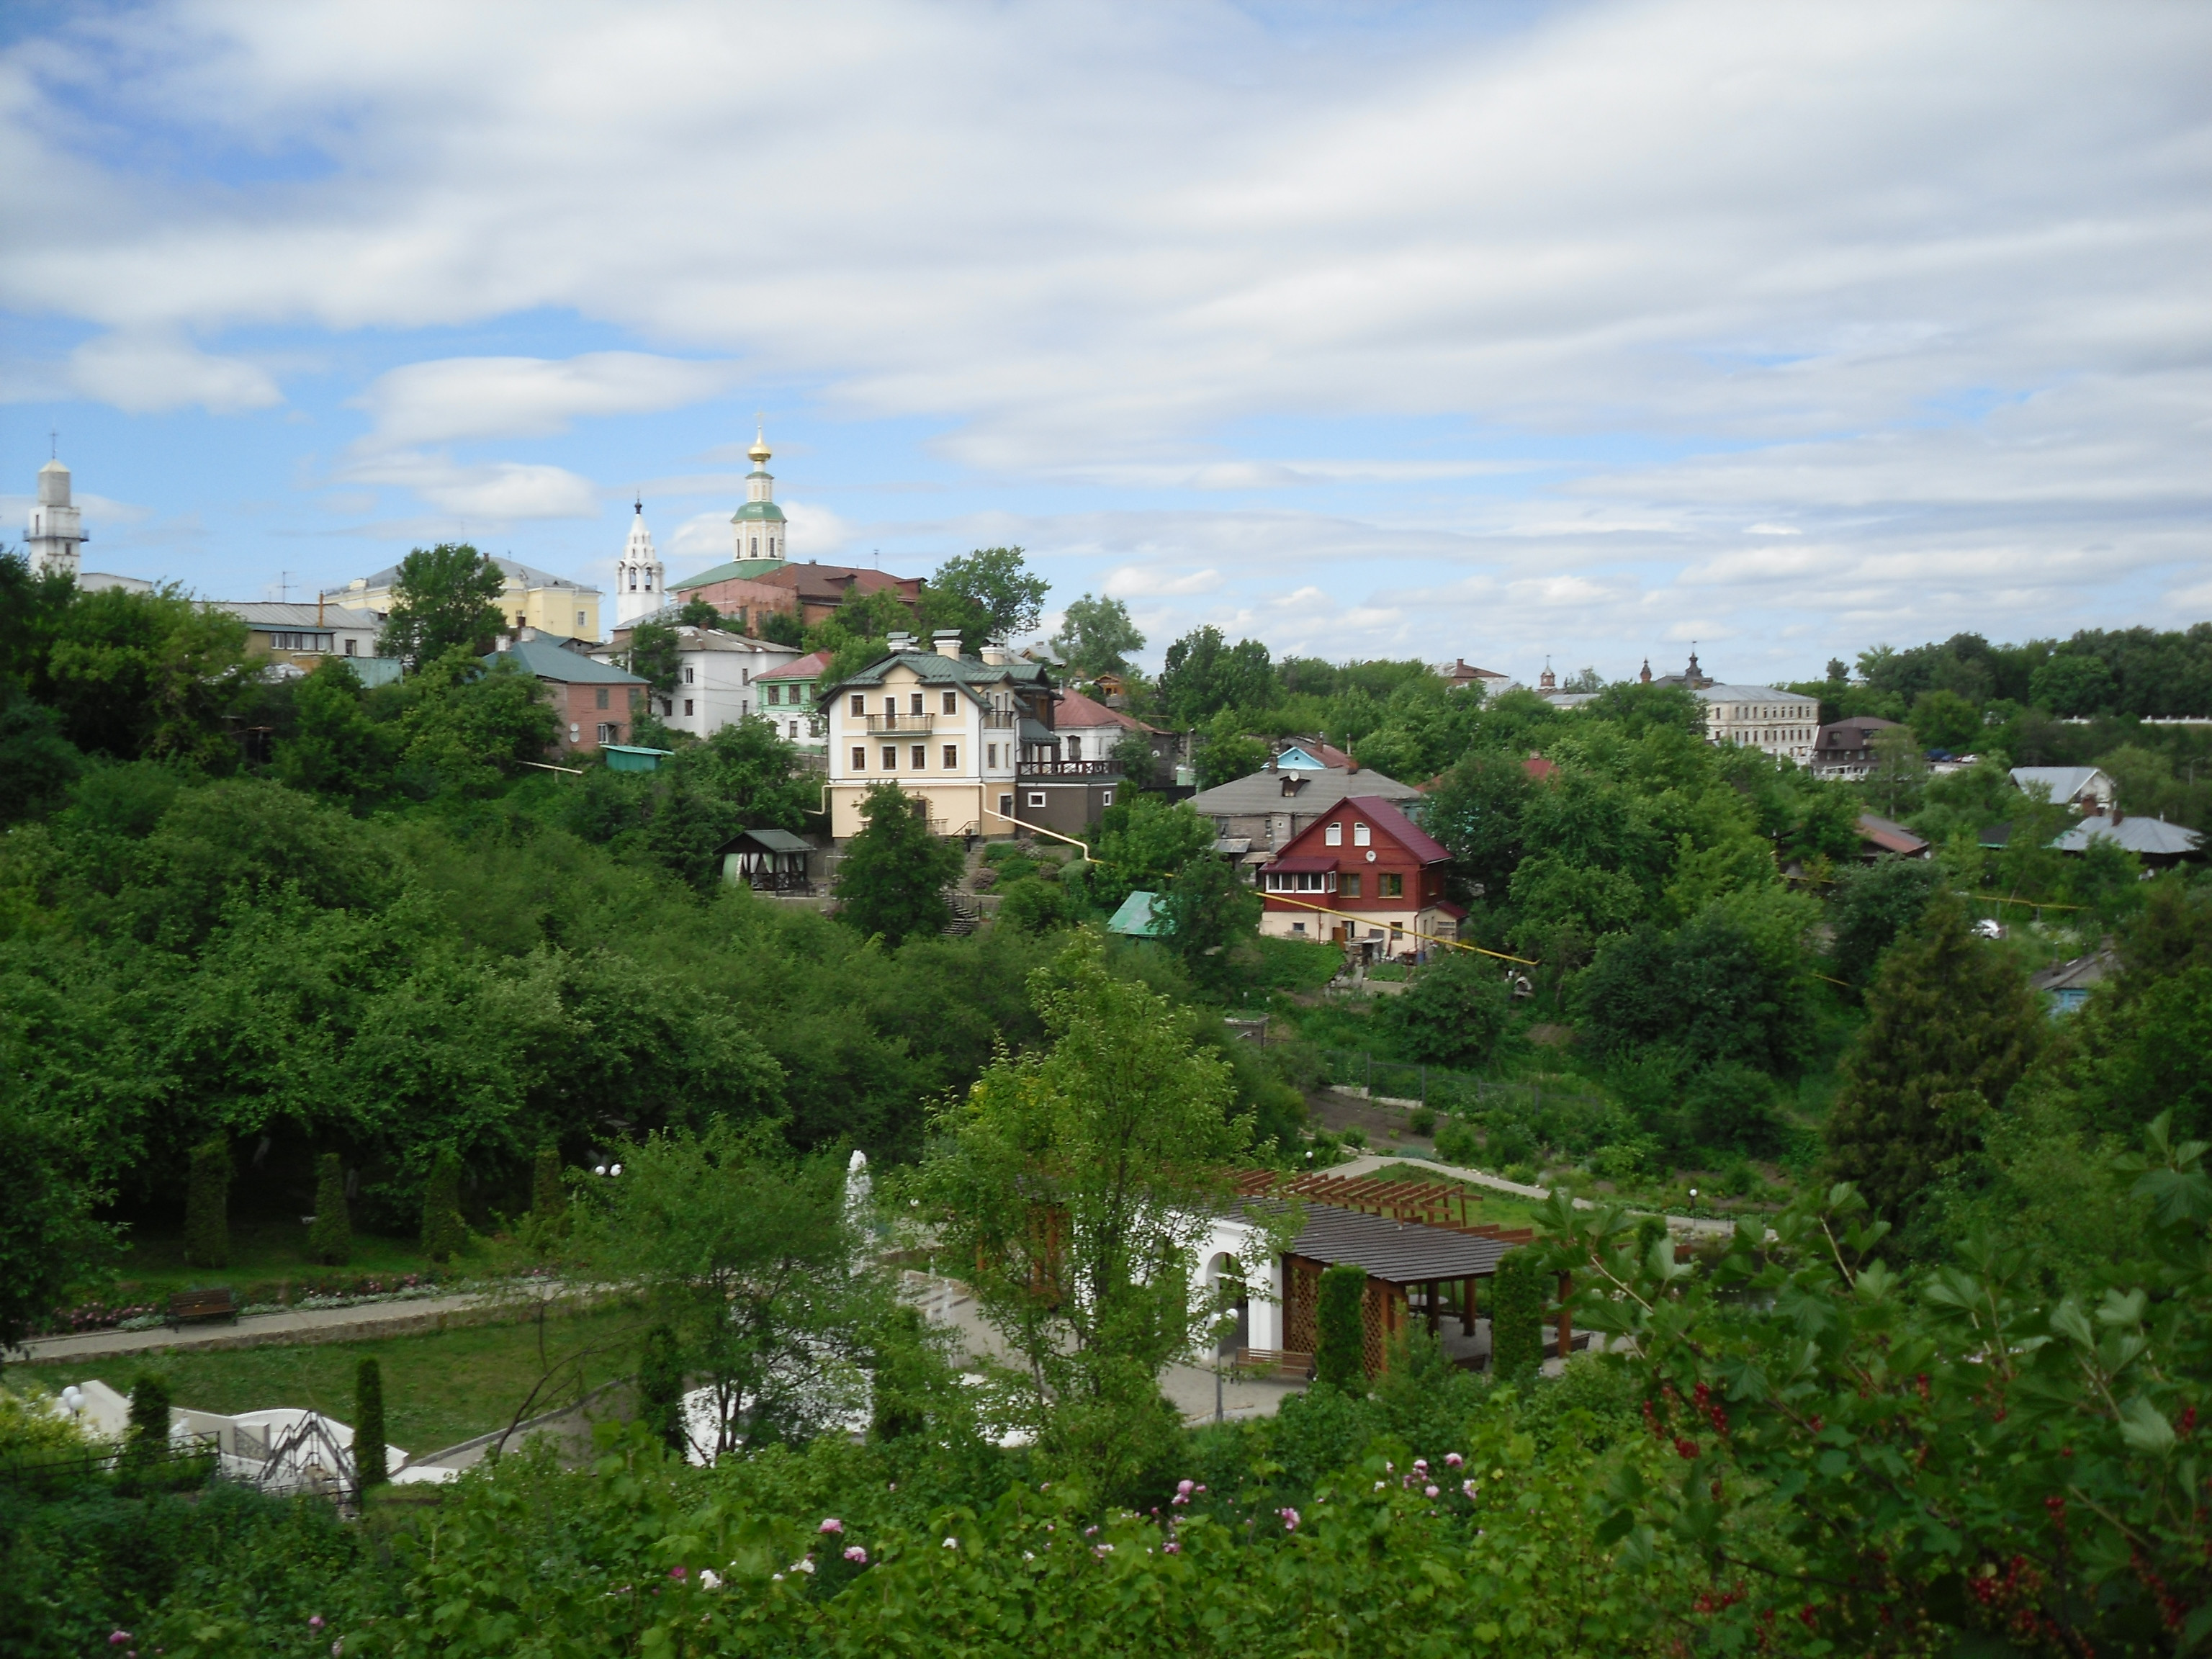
[613,498,665,628]
[24,454,89,580]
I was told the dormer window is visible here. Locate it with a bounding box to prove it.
[1324,822,1342,846]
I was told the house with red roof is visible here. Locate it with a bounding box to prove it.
[1257,794,1463,959]
[1051,685,1187,788]
[752,647,834,752]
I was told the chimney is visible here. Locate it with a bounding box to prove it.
[932,629,963,659]
[1346,757,1359,773]
[979,644,1010,666]
[886,631,916,652]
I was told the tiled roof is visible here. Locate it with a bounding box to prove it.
[1187,766,1418,815]
[487,639,646,685]
[1055,687,1158,733]
[1858,813,1930,856]
[755,649,834,681]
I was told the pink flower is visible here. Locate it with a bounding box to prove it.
[843,1545,868,1565]
[309,1616,325,1629]
[667,1566,687,1580]
[1163,1540,1181,1554]
[1424,1485,1439,1499]
[111,1635,132,1647]
[1462,1479,1478,1499]
[1279,1507,1300,1532]
[818,1517,843,1534]
[1171,1493,1188,1506]
[1176,1478,1195,1496]
[1445,1452,1464,1468]
[1413,1459,1429,1474]
[1195,1484,1206,1493]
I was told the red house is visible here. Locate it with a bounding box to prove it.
[1257,795,1463,959]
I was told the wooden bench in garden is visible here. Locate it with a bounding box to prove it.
[167,1287,238,1328]
[1235,1348,1315,1380]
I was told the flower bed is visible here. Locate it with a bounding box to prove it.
[34,1272,450,1338]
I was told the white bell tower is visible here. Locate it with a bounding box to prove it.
[614,498,664,628]
[24,456,88,580]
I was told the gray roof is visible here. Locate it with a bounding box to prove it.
[2013,765,2111,804]
[2053,814,2203,857]
[486,639,646,685]
[2030,952,2115,994]
[1691,683,1822,704]
[1254,1200,1523,1284]
[220,601,383,629]
[1187,765,1418,816]
[718,827,813,855]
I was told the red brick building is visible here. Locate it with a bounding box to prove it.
[670,559,923,631]
[487,638,648,756]
[1257,794,1462,959]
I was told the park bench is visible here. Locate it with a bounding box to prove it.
[167,1287,238,1328]
[1234,1348,1315,1380]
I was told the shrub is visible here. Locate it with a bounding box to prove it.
[1484,1120,1536,1167]
[421,1148,466,1263]
[1490,1249,1547,1380]
[1378,953,1514,1068]
[307,1153,350,1267]
[637,1323,686,1455]
[126,1372,171,1457]
[182,1133,230,1269]
[531,1145,565,1228]
[1408,1106,1437,1137]
[1314,1262,1368,1392]
[1341,1126,1367,1150]
[354,1359,387,1488]
[1434,1116,1481,1165]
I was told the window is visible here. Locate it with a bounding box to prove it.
[1353,822,1370,847]
[684,699,695,716]
[910,693,924,715]
[1323,822,1344,846]
[986,743,998,767]
[911,745,926,769]
[1066,737,1082,760]
[885,696,898,717]
[999,793,1014,820]
[942,745,958,769]
[628,571,637,590]
[1102,789,1114,806]
[788,721,799,739]
[1380,873,1404,898]
[683,667,695,685]
[1340,873,1362,899]
[882,747,897,770]
[850,695,866,716]
[595,687,609,709]
[943,691,957,714]
[597,723,617,744]
[343,639,356,656]
[1291,921,1308,935]
[1027,791,1048,807]
[852,747,867,770]
[750,537,758,555]
[765,685,779,706]
[1264,872,1334,893]
[577,611,586,629]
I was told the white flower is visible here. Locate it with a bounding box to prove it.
[698,1570,722,1591]
[943,1537,959,1550]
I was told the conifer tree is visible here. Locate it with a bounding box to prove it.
[1822,894,2045,1227]
[183,1133,230,1269]
[421,1148,467,1263]
[636,1323,687,1455]
[1490,1249,1547,1380]
[124,1372,171,1475]
[354,1358,388,1489]
[307,1153,351,1266]
[1314,1262,1369,1391]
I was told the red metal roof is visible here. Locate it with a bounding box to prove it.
[754,648,833,680]
[1857,812,1930,857]
[1341,794,1450,863]
[1262,855,1338,873]
[1053,687,1160,733]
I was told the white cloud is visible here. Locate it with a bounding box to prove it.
[60,331,282,415]
[1103,565,1223,599]
[336,450,598,518]
[352,352,744,449]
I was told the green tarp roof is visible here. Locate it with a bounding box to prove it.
[1107,890,1166,938]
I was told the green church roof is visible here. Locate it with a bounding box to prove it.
[731,501,786,523]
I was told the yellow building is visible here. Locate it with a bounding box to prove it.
[343,556,601,642]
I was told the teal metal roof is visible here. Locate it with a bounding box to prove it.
[1107,891,1166,938]
[487,640,647,685]
[731,502,787,523]
[671,557,787,589]
[829,649,1052,694]
[602,744,672,772]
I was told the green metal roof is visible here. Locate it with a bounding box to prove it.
[1107,891,1166,938]
[671,557,786,590]
[730,501,787,523]
[828,649,1053,694]
[487,639,647,685]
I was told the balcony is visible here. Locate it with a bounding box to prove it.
[864,712,935,733]
[1016,759,1123,778]
[981,709,1019,729]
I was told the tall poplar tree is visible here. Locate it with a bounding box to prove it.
[1822,895,2045,1227]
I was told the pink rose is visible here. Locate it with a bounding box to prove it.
[818,1517,843,1534]
[843,1545,868,1565]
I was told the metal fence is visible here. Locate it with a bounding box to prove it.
[0,1432,220,1496]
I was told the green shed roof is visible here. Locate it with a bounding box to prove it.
[1107,891,1167,938]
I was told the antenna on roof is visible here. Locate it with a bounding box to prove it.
[49,428,58,459]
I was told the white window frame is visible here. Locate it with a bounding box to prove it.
[1027,791,1048,808]
[1324,822,1342,847]
[1353,822,1370,847]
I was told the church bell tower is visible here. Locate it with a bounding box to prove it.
[614,498,664,628]
[729,423,788,572]
[24,456,88,580]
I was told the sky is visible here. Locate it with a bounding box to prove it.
[2,0,2208,683]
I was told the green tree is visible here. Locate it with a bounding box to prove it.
[1109,726,1162,791]
[996,875,1072,935]
[274,658,390,800]
[1157,626,1277,727]
[1908,688,1982,752]
[377,544,506,668]
[1827,855,1946,985]
[675,596,727,629]
[921,932,1267,1494]
[1192,710,1269,789]
[806,585,918,686]
[1313,1262,1368,1391]
[1866,724,1929,816]
[577,1123,877,1455]
[833,783,966,948]
[421,1147,467,1263]
[0,678,81,822]
[307,1153,351,1267]
[2029,649,2117,715]
[183,1133,230,1269]
[124,1372,171,1470]
[37,585,256,764]
[925,547,1049,650]
[625,620,682,701]
[1050,593,1145,680]
[1822,896,2045,1229]
[755,606,806,647]
[1488,1248,1547,1380]
[1085,795,1216,917]
[531,1146,564,1224]
[0,1086,114,1357]
[635,1322,688,1455]
[354,1358,388,1488]
[1156,850,1262,994]
[1380,951,1514,1069]
[1424,751,1534,903]
[390,648,559,794]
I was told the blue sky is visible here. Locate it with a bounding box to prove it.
[4,0,2208,683]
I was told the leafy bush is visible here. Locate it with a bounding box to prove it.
[306,1153,349,1267]
[994,876,1071,935]
[1314,1262,1367,1391]
[181,1133,229,1269]
[637,1323,686,1455]
[1408,1105,1437,1137]
[420,1148,466,1264]
[1434,1115,1480,1166]
[1377,953,1514,1068]
[1489,1249,1547,1380]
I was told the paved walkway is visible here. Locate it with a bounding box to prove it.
[6,1287,564,1367]
[1334,1151,1740,1238]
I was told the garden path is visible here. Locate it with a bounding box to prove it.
[7,1287,526,1366]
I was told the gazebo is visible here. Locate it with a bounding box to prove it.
[716,828,814,892]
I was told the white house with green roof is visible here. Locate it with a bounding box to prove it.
[822,631,1121,840]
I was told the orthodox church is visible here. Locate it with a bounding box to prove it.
[614,426,788,629]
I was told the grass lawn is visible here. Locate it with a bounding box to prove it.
[99,1220,470,1303]
[22,1303,652,1458]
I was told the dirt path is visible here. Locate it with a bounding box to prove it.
[8,1287,553,1366]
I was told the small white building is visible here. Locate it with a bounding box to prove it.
[591,624,801,739]
[2012,765,2116,815]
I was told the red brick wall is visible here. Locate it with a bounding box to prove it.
[547,681,642,754]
